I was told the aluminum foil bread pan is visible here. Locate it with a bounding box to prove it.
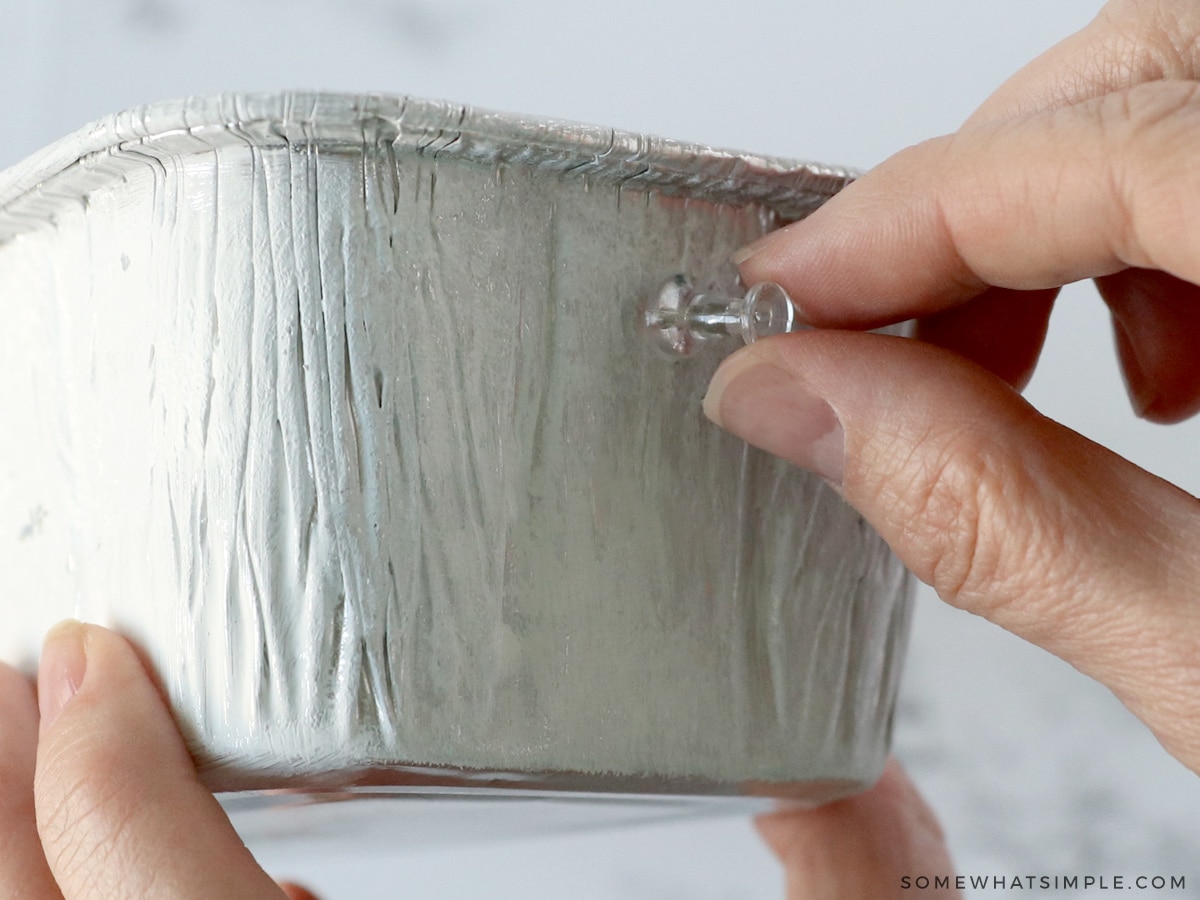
[0,93,912,813]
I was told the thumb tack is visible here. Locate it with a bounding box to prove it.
[643,275,801,358]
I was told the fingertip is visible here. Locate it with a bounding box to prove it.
[278,882,322,900]
[703,346,766,428]
[1111,311,1158,419]
[1135,398,1200,424]
[753,759,958,895]
[734,221,823,317]
[733,137,993,331]
[37,620,88,733]
[1099,269,1200,424]
[752,806,795,861]
[732,208,847,307]
[703,341,846,485]
[731,226,790,266]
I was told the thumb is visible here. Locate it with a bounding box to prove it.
[704,332,1200,772]
[34,622,289,899]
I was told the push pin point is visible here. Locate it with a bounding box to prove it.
[644,275,801,358]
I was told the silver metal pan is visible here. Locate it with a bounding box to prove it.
[0,93,910,814]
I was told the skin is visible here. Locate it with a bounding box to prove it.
[0,624,316,899]
[4,2,1199,895]
[705,0,1200,893]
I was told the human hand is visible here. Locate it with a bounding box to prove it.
[702,0,1200,892]
[0,622,317,899]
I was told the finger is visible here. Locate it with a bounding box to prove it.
[0,662,63,900]
[737,79,1200,329]
[34,622,288,900]
[913,287,1058,390]
[966,0,1200,125]
[1095,268,1200,422]
[757,759,959,899]
[704,332,1200,773]
[278,883,321,900]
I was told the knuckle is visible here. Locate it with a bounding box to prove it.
[876,424,1069,618]
[1092,80,1200,266]
[1114,79,1200,134]
[894,429,1000,604]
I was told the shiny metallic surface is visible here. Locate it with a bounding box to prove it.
[0,93,910,807]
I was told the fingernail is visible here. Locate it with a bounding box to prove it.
[39,620,87,732]
[704,352,845,485]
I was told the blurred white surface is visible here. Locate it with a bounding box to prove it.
[5,0,1199,896]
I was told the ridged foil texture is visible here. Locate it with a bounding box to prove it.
[0,93,910,803]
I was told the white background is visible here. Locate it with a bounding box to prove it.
[4,1,1199,896]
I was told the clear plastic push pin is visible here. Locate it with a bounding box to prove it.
[644,275,801,358]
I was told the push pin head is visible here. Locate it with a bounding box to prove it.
[644,275,800,358]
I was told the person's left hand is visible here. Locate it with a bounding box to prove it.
[0,621,317,899]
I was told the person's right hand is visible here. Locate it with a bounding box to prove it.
[704,0,1200,893]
